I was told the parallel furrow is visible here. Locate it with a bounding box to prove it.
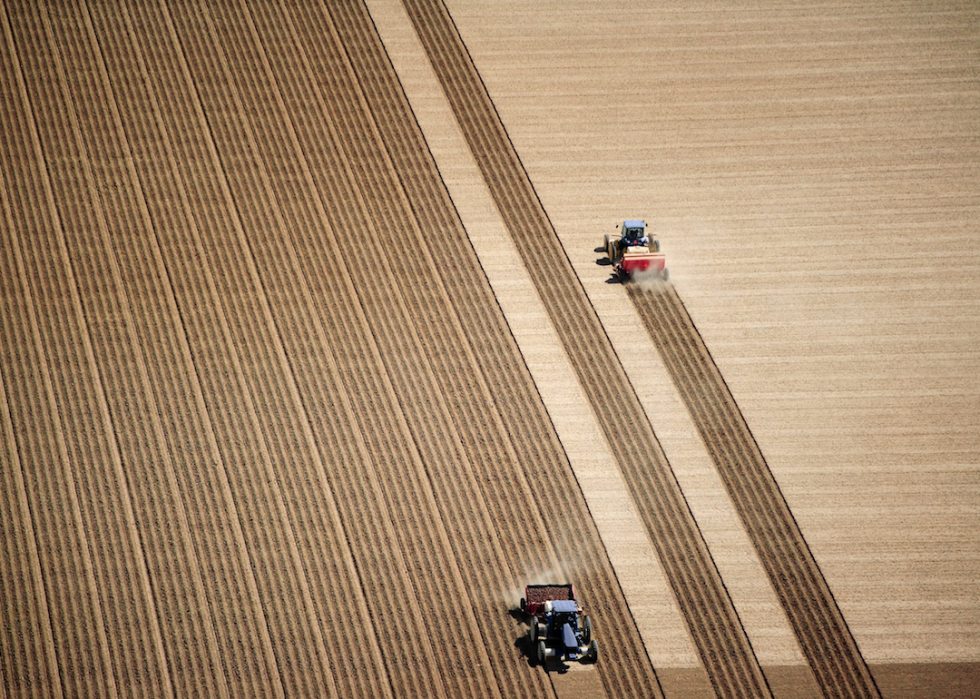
[0,167,62,699]
[208,0,503,694]
[148,0,458,696]
[94,2,298,697]
[1,4,157,698]
[140,4,355,699]
[401,1,773,697]
[630,280,881,698]
[329,2,668,697]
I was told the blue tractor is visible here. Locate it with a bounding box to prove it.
[526,597,598,665]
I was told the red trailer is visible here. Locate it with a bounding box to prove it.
[520,584,578,616]
[603,219,668,281]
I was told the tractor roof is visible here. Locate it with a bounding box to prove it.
[551,600,578,613]
[623,219,646,229]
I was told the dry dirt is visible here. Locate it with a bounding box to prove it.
[0,1,976,698]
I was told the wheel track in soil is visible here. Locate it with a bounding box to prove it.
[629,280,881,699]
[325,2,666,697]
[401,1,776,697]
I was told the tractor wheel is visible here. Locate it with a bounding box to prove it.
[537,640,547,666]
[663,267,670,282]
[520,597,526,614]
[603,234,611,260]
[589,639,598,662]
[581,615,592,644]
[529,616,538,643]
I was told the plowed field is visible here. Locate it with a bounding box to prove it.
[1,1,977,699]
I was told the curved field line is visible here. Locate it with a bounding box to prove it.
[399,1,778,697]
[630,280,881,699]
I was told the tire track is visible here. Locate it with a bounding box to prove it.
[630,280,881,698]
[327,2,665,697]
[401,1,774,697]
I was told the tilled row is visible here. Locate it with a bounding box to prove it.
[183,0,503,695]
[0,4,165,697]
[630,281,881,699]
[114,0,403,696]
[401,0,774,697]
[326,2,665,697]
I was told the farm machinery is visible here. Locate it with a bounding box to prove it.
[603,219,668,281]
[520,584,597,665]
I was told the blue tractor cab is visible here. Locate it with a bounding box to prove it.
[528,599,597,665]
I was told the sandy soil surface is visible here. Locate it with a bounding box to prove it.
[438,0,979,692]
[1,1,976,698]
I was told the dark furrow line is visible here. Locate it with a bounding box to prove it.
[0,22,114,699]
[339,1,668,696]
[635,285,829,652]
[0,5,165,698]
[81,5,267,699]
[247,2,506,691]
[92,1,334,691]
[0,165,63,699]
[151,0,449,695]
[658,292,857,695]
[631,281,881,698]
[316,3,564,696]
[117,3,294,697]
[38,5,227,698]
[158,4,347,698]
[637,282,859,698]
[401,1,775,697]
[227,13,442,692]
[13,6,153,695]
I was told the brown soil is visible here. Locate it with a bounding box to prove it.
[1,1,976,699]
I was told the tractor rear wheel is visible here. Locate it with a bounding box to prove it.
[606,235,617,263]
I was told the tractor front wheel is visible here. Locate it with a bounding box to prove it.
[537,640,547,666]
[529,616,538,643]
[581,615,592,645]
